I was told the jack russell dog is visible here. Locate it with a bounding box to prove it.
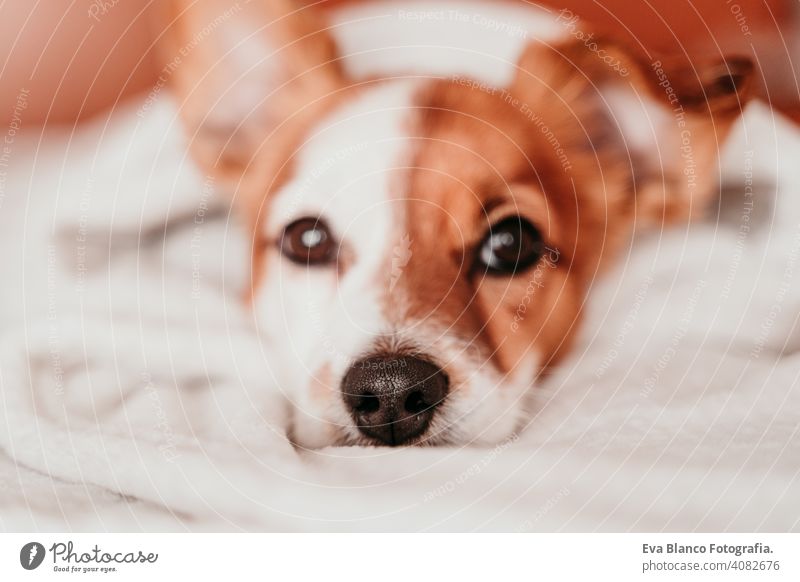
[160,0,753,447]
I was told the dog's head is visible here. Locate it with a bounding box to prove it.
[167,0,752,447]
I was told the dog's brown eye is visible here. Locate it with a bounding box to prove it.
[280,217,336,265]
[477,216,544,275]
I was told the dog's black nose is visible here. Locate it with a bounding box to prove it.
[342,355,449,446]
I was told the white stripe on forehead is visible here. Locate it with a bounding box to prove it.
[267,79,420,239]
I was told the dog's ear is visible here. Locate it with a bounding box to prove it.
[160,0,346,185]
[509,38,754,226]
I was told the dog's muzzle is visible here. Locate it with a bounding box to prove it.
[341,354,449,446]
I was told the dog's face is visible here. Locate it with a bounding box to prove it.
[255,79,568,447]
[168,0,752,448]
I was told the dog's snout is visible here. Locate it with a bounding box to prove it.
[342,355,449,446]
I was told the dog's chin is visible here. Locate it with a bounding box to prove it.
[286,416,454,450]
[286,399,522,450]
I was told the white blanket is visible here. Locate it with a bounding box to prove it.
[1,91,799,531]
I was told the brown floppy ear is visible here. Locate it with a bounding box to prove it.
[158,0,346,186]
[624,51,754,224]
[509,38,754,226]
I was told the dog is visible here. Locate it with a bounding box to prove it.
[160,0,753,448]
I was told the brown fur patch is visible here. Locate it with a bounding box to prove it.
[392,79,619,376]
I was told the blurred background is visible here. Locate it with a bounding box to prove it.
[0,0,798,128]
